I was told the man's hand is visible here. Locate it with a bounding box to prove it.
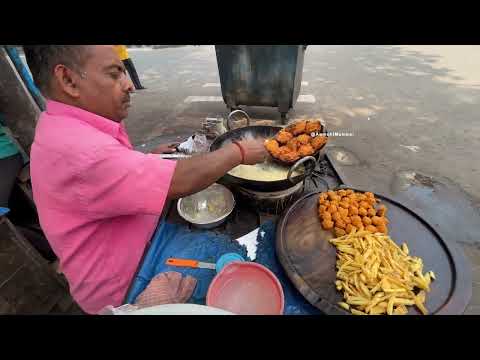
[150,143,180,154]
[237,139,268,165]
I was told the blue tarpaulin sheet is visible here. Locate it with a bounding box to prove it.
[125,220,322,315]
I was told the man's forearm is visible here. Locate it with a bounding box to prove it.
[167,144,241,199]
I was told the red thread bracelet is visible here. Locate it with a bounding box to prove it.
[232,141,245,164]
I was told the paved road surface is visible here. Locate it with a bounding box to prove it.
[124,46,480,314]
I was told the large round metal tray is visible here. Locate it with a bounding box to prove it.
[276,186,472,315]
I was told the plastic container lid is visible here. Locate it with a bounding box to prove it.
[207,262,285,315]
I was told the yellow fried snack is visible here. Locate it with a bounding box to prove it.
[367,208,377,217]
[327,204,338,213]
[277,146,300,163]
[339,201,350,209]
[371,216,385,226]
[359,201,371,209]
[322,211,332,221]
[345,224,357,234]
[376,223,388,234]
[298,144,315,157]
[296,134,312,145]
[331,212,342,222]
[362,216,372,226]
[276,130,293,144]
[377,205,387,217]
[349,206,359,216]
[291,120,307,136]
[311,135,328,151]
[335,219,346,229]
[322,219,334,230]
[338,190,347,197]
[334,227,346,237]
[330,231,435,315]
[265,139,280,155]
[306,120,322,134]
[318,190,389,237]
[341,196,350,204]
[286,138,300,152]
[358,207,368,217]
[339,208,349,218]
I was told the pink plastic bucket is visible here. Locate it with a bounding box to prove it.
[206,262,284,315]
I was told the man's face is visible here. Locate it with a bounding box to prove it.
[75,45,134,122]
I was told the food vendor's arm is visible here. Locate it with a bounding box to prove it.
[167,139,266,200]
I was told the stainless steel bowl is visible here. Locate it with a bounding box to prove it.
[177,183,236,229]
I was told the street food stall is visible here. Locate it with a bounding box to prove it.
[144,110,473,315]
[0,45,477,315]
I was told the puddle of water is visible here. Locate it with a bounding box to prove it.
[392,170,436,193]
[327,147,360,166]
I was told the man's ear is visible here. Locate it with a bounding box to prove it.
[53,64,81,98]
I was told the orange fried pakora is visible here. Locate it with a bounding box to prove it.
[277,146,300,163]
[318,190,390,237]
[298,144,314,157]
[311,136,328,151]
[286,138,300,152]
[296,134,312,145]
[306,121,322,134]
[291,120,307,136]
[265,139,280,155]
[276,130,293,144]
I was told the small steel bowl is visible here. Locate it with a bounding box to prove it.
[177,183,236,229]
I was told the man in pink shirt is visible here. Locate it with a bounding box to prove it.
[24,45,266,314]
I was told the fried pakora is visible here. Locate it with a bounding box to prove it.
[276,130,293,144]
[348,206,359,216]
[296,134,312,145]
[298,144,314,157]
[322,219,334,230]
[345,224,357,234]
[339,201,350,209]
[335,227,346,237]
[371,216,385,226]
[362,216,372,226]
[291,120,307,136]
[322,212,332,221]
[286,138,300,152]
[269,121,328,162]
[306,121,322,134]
[311,136,328,151]
[358,207,368,217]
[376,224,388,234]
[339,208,349,218]
[265,139,280,156]
[319,189,390,237]
[277,146,300,163]
[331,212,342,222]
[377,205,387,217]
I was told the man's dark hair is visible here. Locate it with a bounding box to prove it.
[23,45,90,95]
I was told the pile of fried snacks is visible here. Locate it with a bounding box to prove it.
[329,230,436,315]
[319,189,388,237]
[265,120,327,163]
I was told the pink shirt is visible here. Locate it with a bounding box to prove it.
[30,100,176,314]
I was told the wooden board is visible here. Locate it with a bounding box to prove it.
[276,187,472,315]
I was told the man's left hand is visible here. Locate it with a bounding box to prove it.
[150,143,180,154]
